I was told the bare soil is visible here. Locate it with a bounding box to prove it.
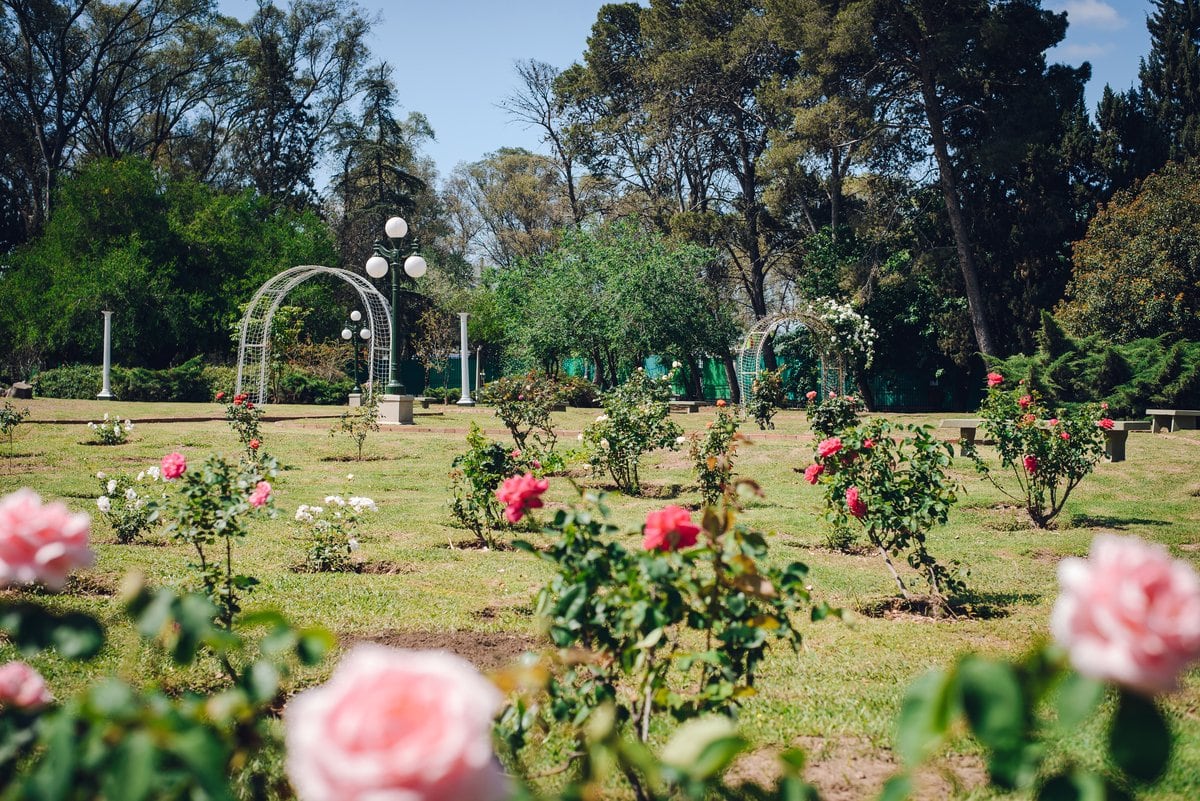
[349,629,542,672]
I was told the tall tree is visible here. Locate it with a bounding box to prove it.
[1141,0,1200,160]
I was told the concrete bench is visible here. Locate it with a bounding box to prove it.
[1103,420,1151,462]
[940,418,982,449]
[1146,408,1200,433]
[415,396,432,409]
[669,400,700,414]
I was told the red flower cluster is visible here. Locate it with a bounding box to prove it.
[642,506,701,551]
[231,392,252,409]
[495,473,548,524]
[249,438,261,451]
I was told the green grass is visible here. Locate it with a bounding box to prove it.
[3,398,1199,800]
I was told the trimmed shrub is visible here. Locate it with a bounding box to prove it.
[33,365,103,398]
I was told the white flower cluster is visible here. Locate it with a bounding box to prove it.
[87,413,135,444]
[804,297,878,369]
[295,504,325,523]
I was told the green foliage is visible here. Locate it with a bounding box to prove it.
[330,394,380,461]
[275,368,355,405]
[33,366,103,399]
[86,413,134,445]
[422,386,462,404]
[553,374,600,408]
[745,369,785,430]
[986,314,1200,417]
[687,404,741,507]
[0,401,29,451]
[162,454,277,627]
[449,423,534,548]
[1060,159,1200,342]
[479,371,559,452]
[974,380,1107,528]
[510,489,828,745]
[892,646,1172,799]
[582,368,683,495]
[805,392,862,437]
[805,420,964,604]
[35,360,240,403]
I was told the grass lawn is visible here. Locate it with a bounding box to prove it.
[2,398,1199,800]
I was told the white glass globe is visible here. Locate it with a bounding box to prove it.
[341,328,352,340]
[350,310,362,322]
[404,254,427,278]
[359,328,371,340]
[384,216,408,239]
[365,255,389,278]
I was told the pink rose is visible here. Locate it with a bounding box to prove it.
[285,644,509,801]
[1018,395,1032,409]
[716,399,727,408]
[1023,455,1038,474]
[643,505,701,551]
[987,372,1004,388]
[817,437,842,458]
[0,661,53,710]
[828,391,837,399]
[805,390,817,401]
[1060,431,1070,440]
[845,396,855,404]
[495,473,548,524]
[531,459,541,470]
[249,481,272,508]
[803,463,824,485]
[1097,418,1114,430]
[1022,413,1038,425]
[510,449,521,458]
[161,452,187,480]
[1051,534,1200,695]
[1100,402,1109,410]
[1048,418,1059,427]
[250,438,261,450]
[845,486,866,519]
[0,489,95,590]
[862,438,875,449]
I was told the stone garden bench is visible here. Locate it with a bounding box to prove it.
[669,400,700,414]
[939,418,982,449]
[1146,408,1200,433]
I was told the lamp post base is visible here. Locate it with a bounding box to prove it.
[378,394,415,425]
[348,392,362,408]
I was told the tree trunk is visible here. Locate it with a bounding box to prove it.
[722,350,741,404]
[917,63,998,357]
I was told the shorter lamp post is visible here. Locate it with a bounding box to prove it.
[340,310,371,393]
[364,216,426,396]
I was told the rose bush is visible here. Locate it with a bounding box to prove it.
[296,494,377,572]
[805,392,862,437]
[745,368,785,430]
[581,368,682,495]
[974,376,1106,527]
[94,469,164,544]
[450,423,545,547]
[85,413,133,445]
[285,644,510,801]
[686,402,741,506]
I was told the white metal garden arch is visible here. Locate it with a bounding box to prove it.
[235,266,392,404]
[736,310,848,402]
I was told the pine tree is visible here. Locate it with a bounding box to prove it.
[1141,0,1200,159]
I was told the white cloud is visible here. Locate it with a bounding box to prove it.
[1053,0,1126,30]
[1052,41,1116,61]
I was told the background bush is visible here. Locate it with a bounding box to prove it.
[32,365,103,398]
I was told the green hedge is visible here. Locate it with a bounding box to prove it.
[34,361,351,405]
[986,313,1200,418]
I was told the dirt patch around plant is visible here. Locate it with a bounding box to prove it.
[63,572,120,597]
[318,454,401,462]
[435,538,517,551]
[856,595,1009,621]
[350,629,543,672]
[728,736,984,800]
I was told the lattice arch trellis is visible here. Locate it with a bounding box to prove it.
[736,310,850,402]
[236,266,392,404]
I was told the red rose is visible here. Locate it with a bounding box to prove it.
[1018,395,1032,409]
[642,506,701,551]
[1024,455,1038,474]
[249,438,260,450]
[803,463,824,485]
[495,473,548,524]
[817,437,842,458]
[987,372,1004,388]
[716,399,727,408]
[1098,418,1114,430]
[1061,432,1070,440]
[216,391,226,401]
[846,486,866,519]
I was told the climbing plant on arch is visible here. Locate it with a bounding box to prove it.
[736,298,876,401]
[235,266,393,404]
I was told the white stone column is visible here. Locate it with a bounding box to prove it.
[457,312,474,406]
[97,310,114,400]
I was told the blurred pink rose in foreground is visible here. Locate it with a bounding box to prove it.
[249,481,272,508]
[1051,534,1200,695]
[643,505,701,551]
[0,661,53,710]
[495,473,548,524]
[161,452,187,480]
[285,644,509,801]
[0,489,95,590]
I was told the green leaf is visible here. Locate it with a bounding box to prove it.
[1037,770,1109,801]
[296,628,334,665]
[25,710,78,801]
[245,660,280,704]
[1056,672,1105,730]
[957,657,1026,755]
[1109,690,1170,784]
[169,728,234,801]
[896,669,956,766]
[879,775,912,801]
[103,730,156,801]
[48,612,105,660]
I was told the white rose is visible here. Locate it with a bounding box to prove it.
[96,472,106,480]
[671,361,681,369]
[600,438,610,449]
[106,480,117,495]
[124,488,137,501]
[347,538,359,552]
[136,471,145,482]
[96,496,111,513]
[595,414,608,422]
[675,436,687,445]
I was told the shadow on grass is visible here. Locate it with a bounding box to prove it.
[857,590,1041,621]
[1067,514,1170,529]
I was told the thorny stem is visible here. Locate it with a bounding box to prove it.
[876,544,910,598]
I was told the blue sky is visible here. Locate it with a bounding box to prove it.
[217,0,1154,183]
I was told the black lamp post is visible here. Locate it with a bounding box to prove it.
[340,310,371,393]
[364,216,426,395]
